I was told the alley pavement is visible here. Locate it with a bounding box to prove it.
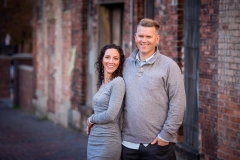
[0,99,88,160]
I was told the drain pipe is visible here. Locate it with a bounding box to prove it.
[129,0,133,54]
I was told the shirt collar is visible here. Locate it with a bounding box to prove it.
[136,52,156,63]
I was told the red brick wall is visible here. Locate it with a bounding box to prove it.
[32,1,37,100]
[71,0,88,109]
[217,0,240,159]
[18,65,34,113]
[155,0,184,71]
[31,0,39,100]
[122,0,144,57]
[13,55,33,107]
[122,0,131,57]
[198,0,240,159]
[199,0,219,159]
[0,56,11,98]
[33,24,44,99]
[81,0,88,105]
[62,11,72,101]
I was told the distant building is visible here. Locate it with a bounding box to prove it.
[0,0,32,54]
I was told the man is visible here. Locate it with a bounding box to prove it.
[121,18,186,160]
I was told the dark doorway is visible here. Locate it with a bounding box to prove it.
[98,3,124,49]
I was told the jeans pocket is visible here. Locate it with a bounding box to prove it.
[155,143,171,152]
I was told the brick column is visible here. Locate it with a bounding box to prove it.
[70,0,89,131]
[12,54,33,107]
[71,0,88,108]
[0,56,11,99]
[18,65,34,113]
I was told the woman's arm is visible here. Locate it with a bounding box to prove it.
[90,77,125,124]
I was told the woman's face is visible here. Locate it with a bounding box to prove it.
[102,48,120,76]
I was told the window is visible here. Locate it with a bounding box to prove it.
[62,0,70,11]
[37,0,43,20]
[144,0,155,19]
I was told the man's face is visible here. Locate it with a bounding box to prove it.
[135,26,160,56]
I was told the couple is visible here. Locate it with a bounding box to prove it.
[86,18,186,160]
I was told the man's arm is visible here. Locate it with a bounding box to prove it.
[158,62,186,142]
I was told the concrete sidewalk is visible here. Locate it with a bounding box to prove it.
[0,100,88,160]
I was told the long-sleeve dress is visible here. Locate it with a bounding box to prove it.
[87,77,125,160]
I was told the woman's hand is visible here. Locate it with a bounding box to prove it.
[87,118,94,127]
[86,118,94,135]
[86,125,91,135]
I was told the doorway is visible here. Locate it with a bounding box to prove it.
[98,3,124,49]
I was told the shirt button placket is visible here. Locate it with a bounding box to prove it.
[137,67,143,76]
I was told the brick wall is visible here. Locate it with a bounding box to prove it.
[0,56,11,98]
[122,0,131,57]
[71,0,88,108]
[122,0,144,57]
[32,0,71,127]
[217,0,240,159]
[62,11,72,101]
[155,0,185,71]
[199,0,219,159]
[12,54,33,107]
[33,20,44,100]
[32,1,37,100]
[18,65,34,113]
[199,0,240,159]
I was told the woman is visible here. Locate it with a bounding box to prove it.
[86,44,125,160]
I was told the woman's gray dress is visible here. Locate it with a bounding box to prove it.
[87,77,125,160]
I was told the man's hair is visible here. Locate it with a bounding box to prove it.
[137,18,160,30]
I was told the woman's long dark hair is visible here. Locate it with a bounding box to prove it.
[95,44,125,89]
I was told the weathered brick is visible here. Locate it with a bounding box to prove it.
[0,57,11,98]
[18,65,34,112]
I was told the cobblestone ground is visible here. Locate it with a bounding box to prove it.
[0,101,88,160]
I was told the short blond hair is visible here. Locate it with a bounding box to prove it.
[137,18,160,30]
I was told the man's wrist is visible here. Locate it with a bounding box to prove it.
[158,135,169,143]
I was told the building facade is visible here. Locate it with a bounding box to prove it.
[31,0,240,159]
